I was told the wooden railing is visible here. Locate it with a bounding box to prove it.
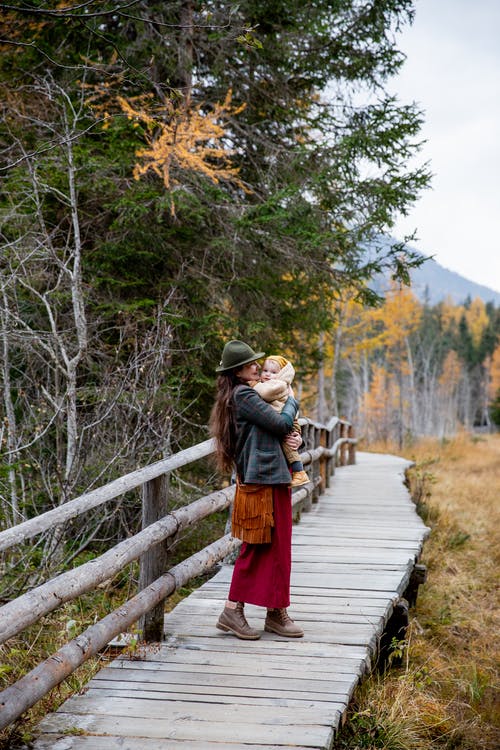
[0,415,355,730]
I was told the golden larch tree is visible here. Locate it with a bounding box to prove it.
[86,84,248,213]
[464,297,489,349]
[360,364,400,443]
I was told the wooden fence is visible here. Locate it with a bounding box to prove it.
[0,416,356,731]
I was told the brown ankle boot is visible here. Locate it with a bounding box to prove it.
[265,608,304,637]
[216,602,261,640]
[291,470,310,487]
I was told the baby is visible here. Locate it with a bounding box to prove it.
[253,355,310,487]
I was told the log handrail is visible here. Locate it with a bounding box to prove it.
[0,439,216,553]
[0,487,235,645]
[0,414,356,731]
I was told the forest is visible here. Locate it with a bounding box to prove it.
[0,1,498,565]
[303,288,500,445]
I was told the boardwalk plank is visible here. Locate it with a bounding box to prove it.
[293,538,424,549]
[162,634,371,660]
[36,713,337,747]
[84,668,354,696]
[39,695,342,724]
[163,626,380,649]
[31,451,428,750]
[85,685,351,707]
[32,739,318,750]
[104,647,367,674]
[161,605,384,625]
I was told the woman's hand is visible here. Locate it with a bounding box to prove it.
[284,431,302,450]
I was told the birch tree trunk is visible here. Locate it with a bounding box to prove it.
[62,98,87,492]
[405,336,417,437]
[0,291,22,527]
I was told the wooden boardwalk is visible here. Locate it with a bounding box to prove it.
[31,451,429,750]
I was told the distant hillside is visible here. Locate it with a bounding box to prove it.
[407,257,500,306]
[371,238,500,306]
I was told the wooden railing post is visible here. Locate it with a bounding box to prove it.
[300,422,313,511]
[319,425,327,490]
[325,423,334,486]
[139,474,169,642]
[312,425,321,503]
[334,421,340,467]
[340,422,348,466]
[348,424,356,465]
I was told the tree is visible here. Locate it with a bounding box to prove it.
[334,292,500,441]
[489,344,500,426]
[438,350,463,437]
[361,364,400,443]
[339,284,421,444]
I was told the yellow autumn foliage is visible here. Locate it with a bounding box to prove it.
[367,283,422,349]
[464,297,489,348]
[438,349,462,390]
[85,80,248,206]
[117,89,248,194]
[439,296,464,332]
[361,364,400,441]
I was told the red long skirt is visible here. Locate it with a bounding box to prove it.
[228,484,292,608]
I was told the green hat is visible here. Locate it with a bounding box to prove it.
[216,340,265,373]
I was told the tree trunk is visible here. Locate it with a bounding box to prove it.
[0,291,21,526]
[178,0,194,106]
[63,106,87,492]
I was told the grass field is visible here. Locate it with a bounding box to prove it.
[333,432,500,750]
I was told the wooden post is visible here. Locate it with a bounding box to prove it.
[325,422,334,486]
[300,423,313,512]
[348,424,356,465]
[333,421,340,468]
[339,423,347,466]
[378,598,409,671]
[319,425,327,490]
[403,563,427,607]
[312,426,321,503]
[139,474,169,641]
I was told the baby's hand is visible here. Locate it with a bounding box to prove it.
[284,432,301,450]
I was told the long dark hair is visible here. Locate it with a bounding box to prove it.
[209,370,240,475]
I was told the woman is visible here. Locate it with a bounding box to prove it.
[209,339,304,640]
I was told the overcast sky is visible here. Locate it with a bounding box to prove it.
[390,0,500,294]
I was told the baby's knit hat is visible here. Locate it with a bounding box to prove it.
[265,355,289,370]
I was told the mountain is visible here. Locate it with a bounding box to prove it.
[408,256,500,306]
[372,238,500,306]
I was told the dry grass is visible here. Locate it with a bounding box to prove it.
[334,432,500,749]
